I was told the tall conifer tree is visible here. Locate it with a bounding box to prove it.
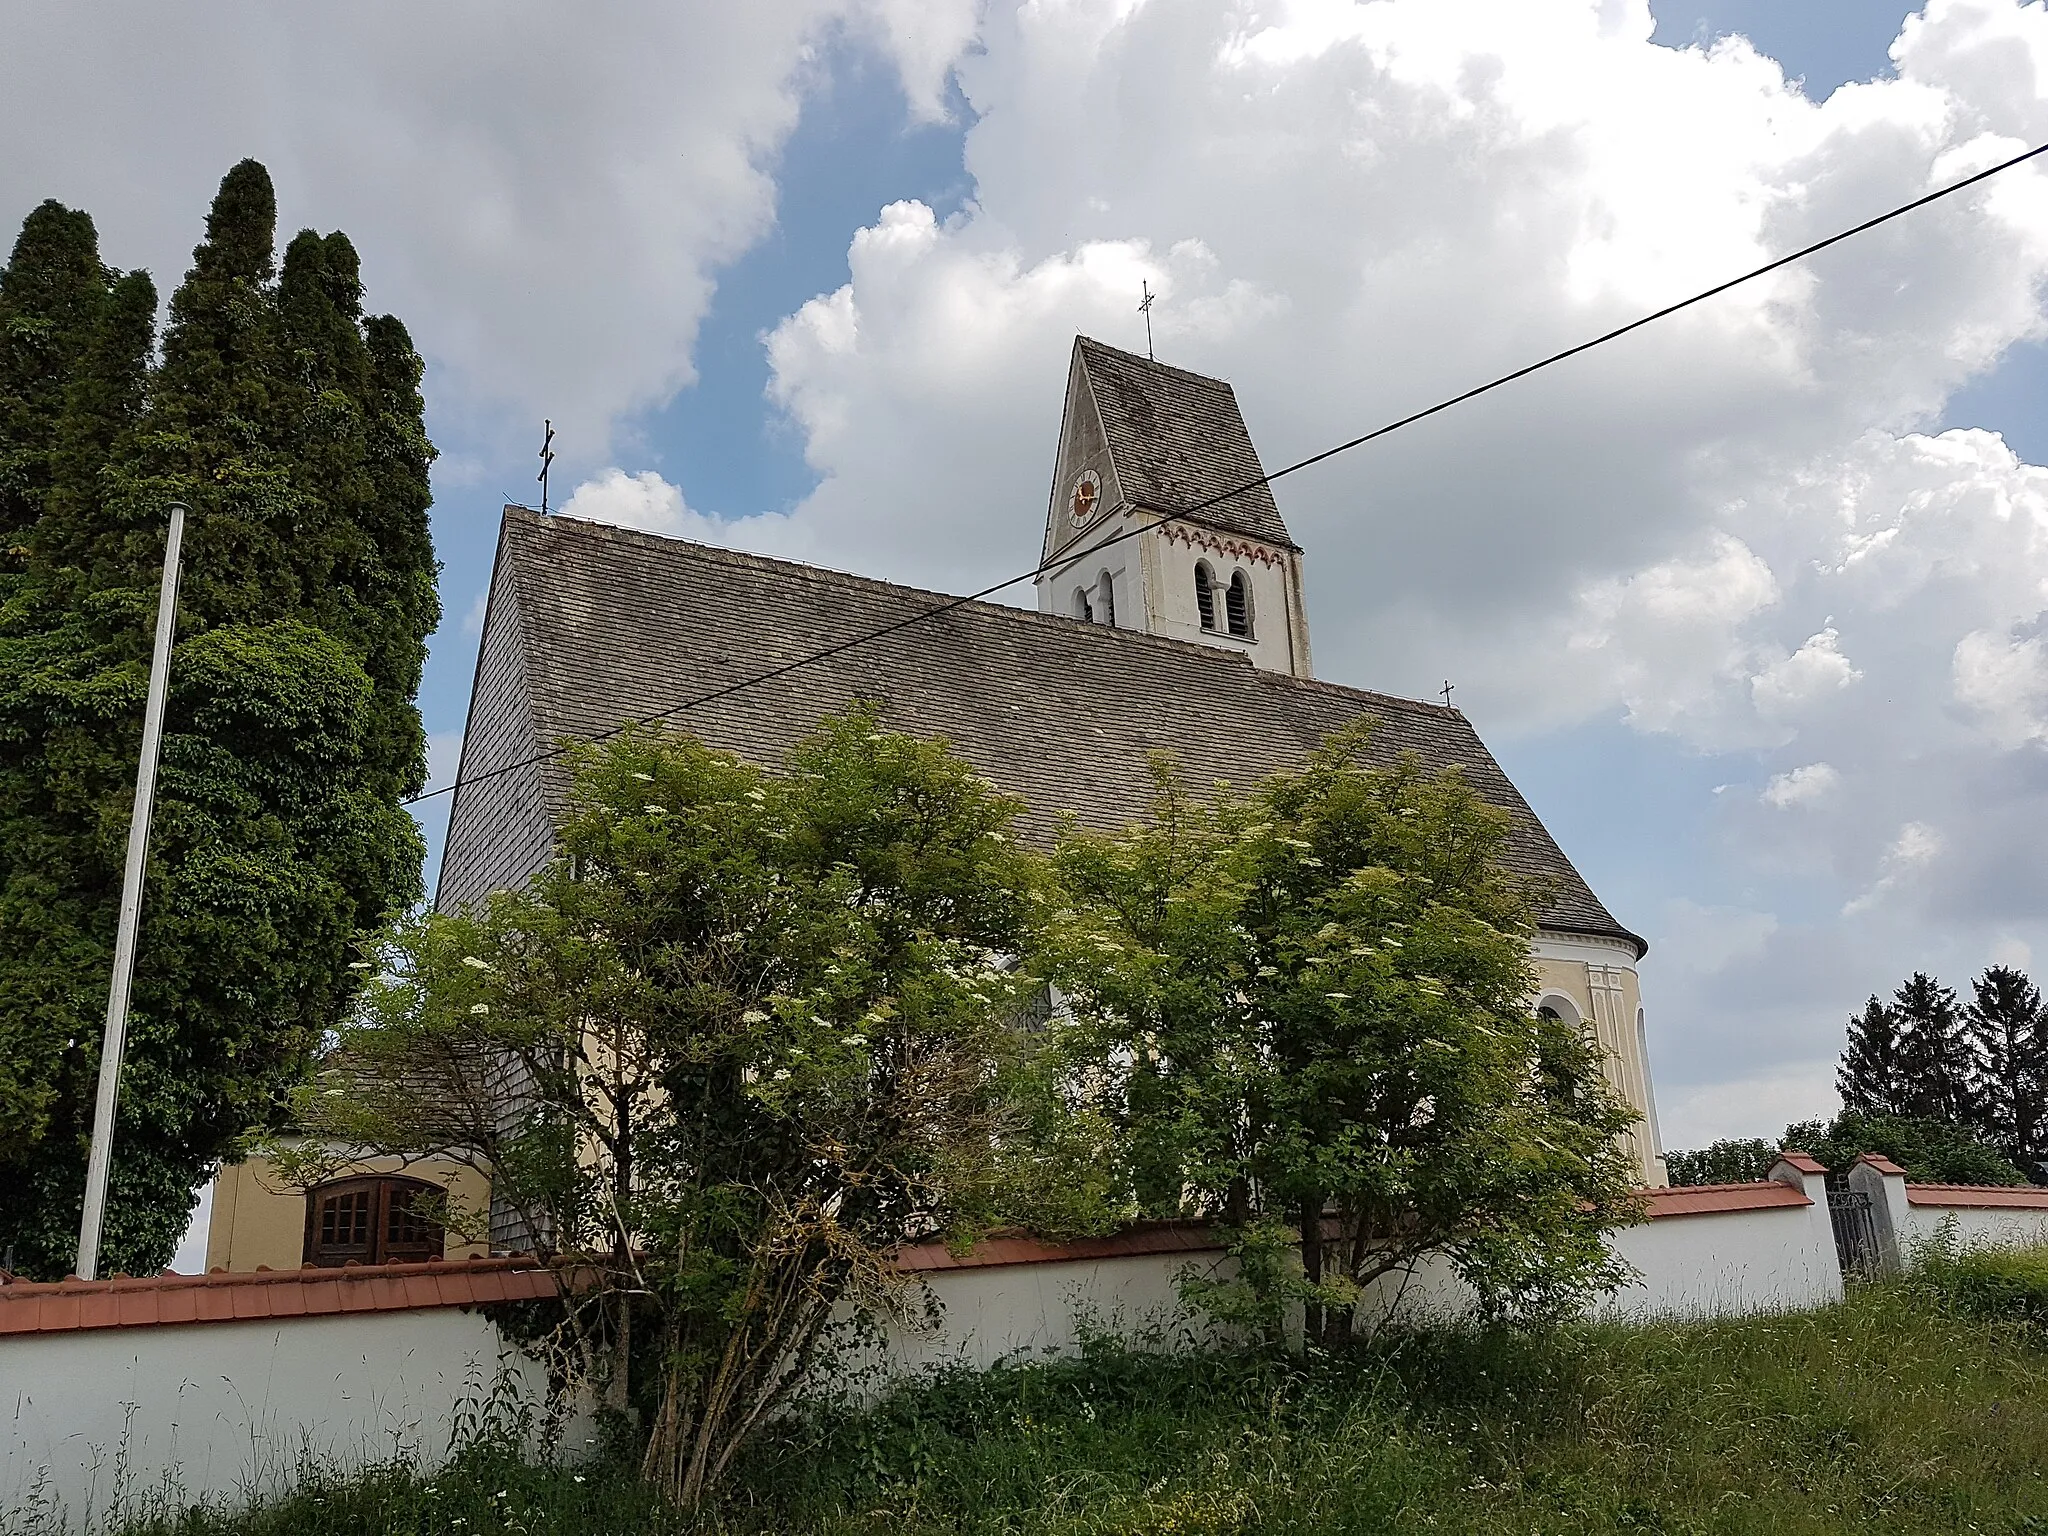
[1892,972,1982,1125]
[0,202,108,544]
[1966,965,2048,1175]
[0,161,437,1278]
[1838,995,1911,1118]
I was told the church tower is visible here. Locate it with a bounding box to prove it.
[1035,336,1313,678]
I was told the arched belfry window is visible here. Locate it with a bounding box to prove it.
[1096,571,1116,627]
[304,1174,444,1267]
[1194,562,1217,631]
[1072,587,1093,623]
[1226,570,1253,638]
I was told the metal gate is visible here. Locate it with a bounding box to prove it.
[1829,1189,1880,1280]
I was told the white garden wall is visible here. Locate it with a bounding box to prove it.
[855,1246,1235,1384]
[0,1260,569,1534]
[1600,1204,1841,1317]
[1904,1199,2048,1253]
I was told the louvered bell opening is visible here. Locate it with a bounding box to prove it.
[1195,563,1217,631]
[1226,572,1251,638]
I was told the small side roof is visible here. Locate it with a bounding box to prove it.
[440,509,1641,955]
[1074,336,1295,548]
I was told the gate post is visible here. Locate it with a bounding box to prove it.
[1848,1153,1910,1274]
[1769,1150,1844,1302]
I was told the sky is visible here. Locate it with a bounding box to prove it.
[11,0,2048,1219]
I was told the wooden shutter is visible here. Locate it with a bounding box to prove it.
[304,1175,446,1266]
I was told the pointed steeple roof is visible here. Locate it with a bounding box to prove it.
[1073,336,1295,549]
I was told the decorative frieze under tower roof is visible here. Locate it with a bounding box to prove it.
[1034,336,1314,679]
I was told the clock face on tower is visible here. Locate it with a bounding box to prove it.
[1070,469,1101,526]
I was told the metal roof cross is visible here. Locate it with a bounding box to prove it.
[537,419,556,515]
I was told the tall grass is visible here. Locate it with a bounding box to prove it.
[106,1278,2048,1535]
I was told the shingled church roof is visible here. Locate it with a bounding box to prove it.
[440,508,1641,955]
[1074,337,1295,549]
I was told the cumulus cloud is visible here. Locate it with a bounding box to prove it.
[1844,821,1948,915]
[1762,762,1842,809]
[732,0,2048,1129]
[0,0,977,463]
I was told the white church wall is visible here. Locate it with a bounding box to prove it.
[1036,505,1143,631]
[1146,523,1300,674]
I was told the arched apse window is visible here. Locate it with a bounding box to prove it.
[1226,570,1253,638]
[1072,587,1093,623]
[1096,570,1116,627]
[304,1174,444,1267]
[1194,562,1217,631]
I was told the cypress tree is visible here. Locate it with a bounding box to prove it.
[0,161,436,1278]
[0,201,108,545]
[1838,995,1911,1118]
[1966,966,2048,1176]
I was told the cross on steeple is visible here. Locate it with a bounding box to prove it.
[1138,281,1156,361]
[537,419,556,515]
[1441,679,1455,708]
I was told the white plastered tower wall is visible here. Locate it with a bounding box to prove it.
[1035,339,1312,679]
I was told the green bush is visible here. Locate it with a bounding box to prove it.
[1918,1237,2048,1326]
[1784,1111,2029,1185]
[1663,1137,1777,1185]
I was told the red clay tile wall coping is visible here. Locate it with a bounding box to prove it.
[1905,1183,2048,1210]
[893,1186,1819,1274]
[1640,1182,1812,1217]
[0,1255,557,1337]
[894,1221,1230,1273]
[1772,1151,1827,1176]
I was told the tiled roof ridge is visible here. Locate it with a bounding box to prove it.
[511,508,1446,719]
[1074,333,1245,393]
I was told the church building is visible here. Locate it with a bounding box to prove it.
[205,336,1666,1272]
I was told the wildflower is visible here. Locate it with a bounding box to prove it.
[470,1003,490,1015]
[347,960,371,971]
[740,1009,770,1024]
[773,1069,791,1081]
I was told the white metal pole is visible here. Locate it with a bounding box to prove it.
[76,502,186,1282]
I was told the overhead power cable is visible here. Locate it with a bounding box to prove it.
[405,136,2048,810]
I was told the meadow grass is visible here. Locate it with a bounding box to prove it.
[111,1276,2048,1535]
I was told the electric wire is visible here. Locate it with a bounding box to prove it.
[404,136,2048,810]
